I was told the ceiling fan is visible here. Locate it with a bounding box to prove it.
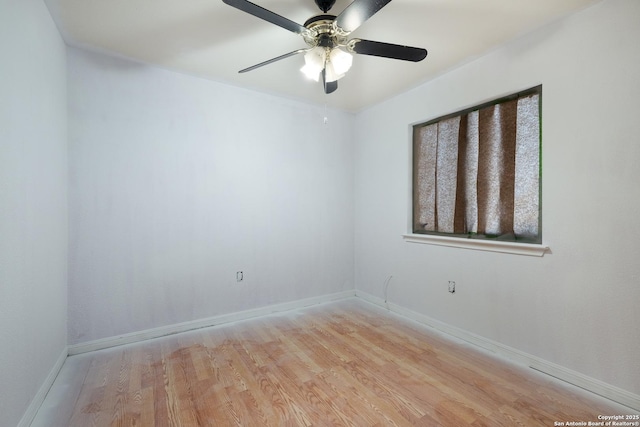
[222,0,428,94]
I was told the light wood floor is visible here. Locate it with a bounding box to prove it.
[33,299,633,426]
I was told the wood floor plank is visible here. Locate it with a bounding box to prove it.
[309,372,385,427]
[34,299,635,426]
[320,366,414,427]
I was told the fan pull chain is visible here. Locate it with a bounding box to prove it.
[323,103,328,125]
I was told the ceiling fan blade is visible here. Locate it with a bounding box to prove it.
[349,39,427,62]
[335,0,392,33]
[239,49,307,73]
[322,69,338,94]
[222,0,308,34]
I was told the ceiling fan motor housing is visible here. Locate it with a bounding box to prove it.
[303,15,346,49]
[314,0,336,13]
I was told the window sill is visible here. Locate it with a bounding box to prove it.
[402,234,549,257]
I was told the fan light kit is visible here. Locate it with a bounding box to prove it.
[222,0,428,94]
[301,46,352,82]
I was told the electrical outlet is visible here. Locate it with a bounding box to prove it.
[448,281,455,293]
[236,271,243,282]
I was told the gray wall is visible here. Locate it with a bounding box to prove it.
[0,1,68,426]
[67,48,355,344]
[354,0,640,395]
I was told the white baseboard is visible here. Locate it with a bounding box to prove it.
[355,290,640,411]
[68,290,356,355]
[18,346,68,427]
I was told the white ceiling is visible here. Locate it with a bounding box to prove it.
[45,0,600,112]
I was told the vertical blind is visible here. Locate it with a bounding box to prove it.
[413,89,540,242]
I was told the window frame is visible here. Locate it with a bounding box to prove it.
[405,86,548,256]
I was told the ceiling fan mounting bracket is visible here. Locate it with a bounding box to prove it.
[314,0,336,13]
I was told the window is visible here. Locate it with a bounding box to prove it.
[412,86,541,244]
